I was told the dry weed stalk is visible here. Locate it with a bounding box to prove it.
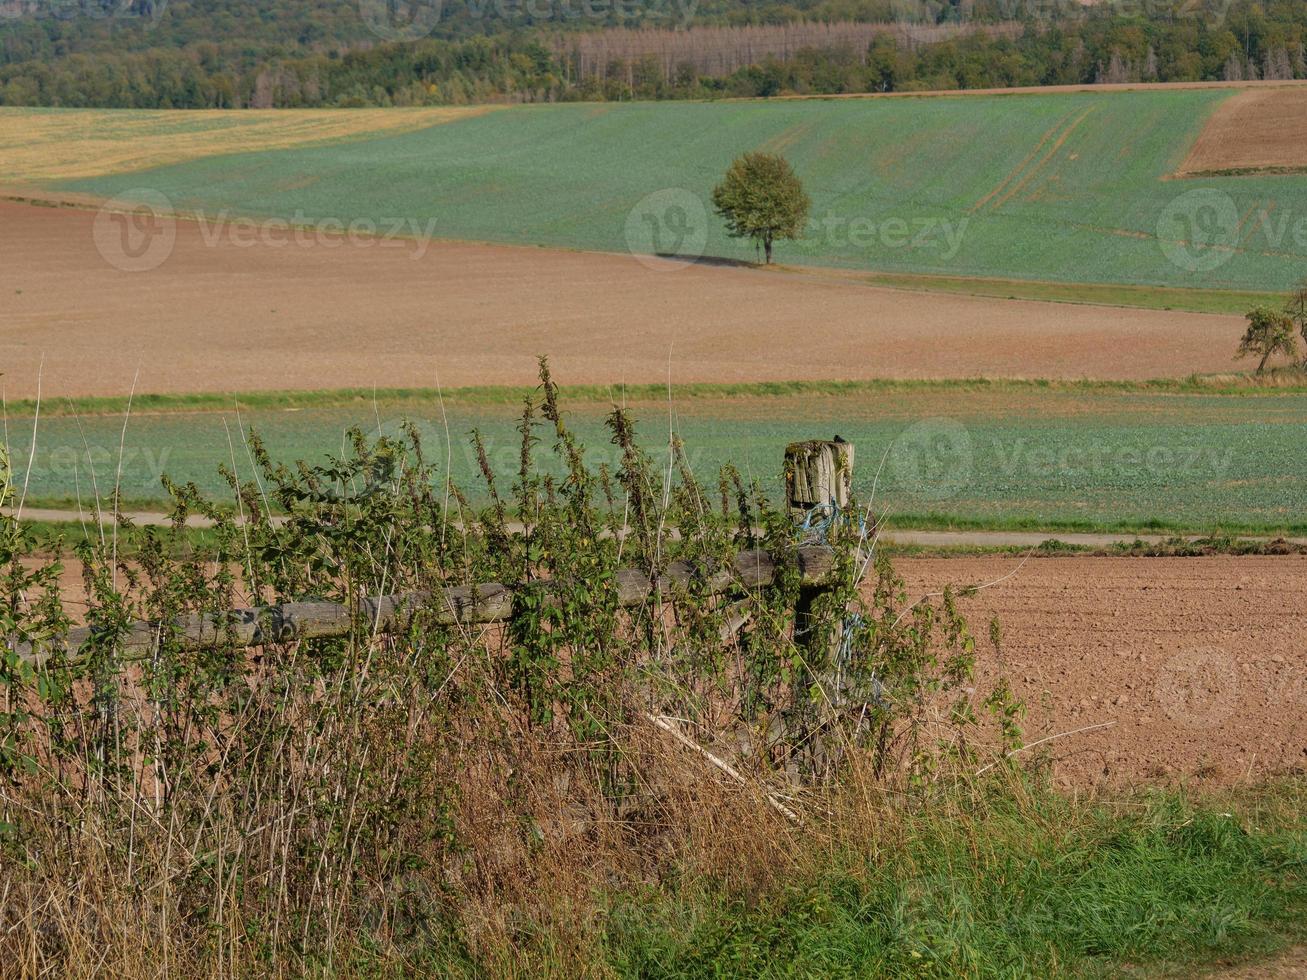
[0,363,1015,974]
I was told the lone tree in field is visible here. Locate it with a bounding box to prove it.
[712,152,810,265]
[1237,306,1299,375]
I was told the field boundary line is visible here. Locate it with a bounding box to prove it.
[7,508,1305,551]
[6,373,1307,418]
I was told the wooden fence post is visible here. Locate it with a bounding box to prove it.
[784,438,854,524]
[784,439,855,771]
[784,439,855,648]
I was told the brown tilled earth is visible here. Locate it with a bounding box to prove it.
[0,200,1245,400]
[897,555,1307,788]
[1177,87,1307,176]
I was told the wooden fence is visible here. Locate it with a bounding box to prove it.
[11,439,856,670]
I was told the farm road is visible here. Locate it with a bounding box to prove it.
[9,507,1306,550]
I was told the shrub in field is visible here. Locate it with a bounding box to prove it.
[0,361,1022,972]
[1238,306,1299,375]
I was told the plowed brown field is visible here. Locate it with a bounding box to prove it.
[0,200,1246,400]
[898,555,1307,787]
[1178,87,1307,176]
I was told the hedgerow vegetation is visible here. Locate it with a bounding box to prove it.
[4,0,1307,107]
[1,363,1302,975]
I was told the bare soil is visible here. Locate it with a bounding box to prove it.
[0,200,1246,400]
[1177,87,1307,176]
[895,555,1307,788]
[1207,947,1307,979]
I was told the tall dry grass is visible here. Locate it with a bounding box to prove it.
[0,363,1028,976]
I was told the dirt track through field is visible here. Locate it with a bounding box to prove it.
[898,555,1307,788]
[0,201,1246,400]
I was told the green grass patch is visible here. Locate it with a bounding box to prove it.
[881,514,1307,537]
[591,781,1307,977]
[1183,165,1307,178]
[8,375,1307,420]
[5,384,1305,535]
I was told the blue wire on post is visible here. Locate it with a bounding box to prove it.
[797,501,868,545]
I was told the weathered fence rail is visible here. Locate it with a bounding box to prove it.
[12,545,839,669]
[10,438,855,670]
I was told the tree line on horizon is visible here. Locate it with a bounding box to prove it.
[4,0,1307,107]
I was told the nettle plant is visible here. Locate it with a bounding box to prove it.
[0,361,1016,969]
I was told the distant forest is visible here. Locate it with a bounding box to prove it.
[2,0,1307,107]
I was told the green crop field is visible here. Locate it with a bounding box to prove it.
[35,89,1307,293]
[7,385,1305,534]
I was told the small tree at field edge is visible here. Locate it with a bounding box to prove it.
[1237,306,1299,375]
